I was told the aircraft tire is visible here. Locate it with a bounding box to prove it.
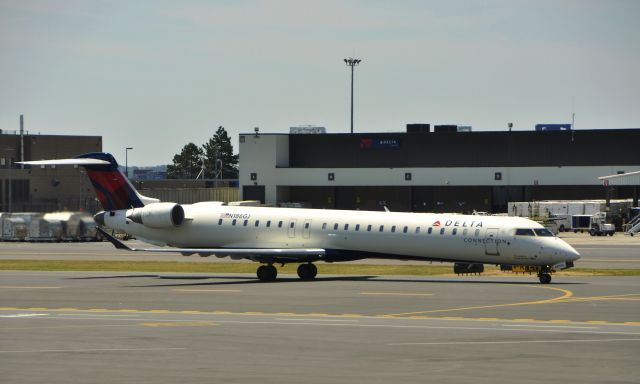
[257,265,277,282]
[297,263,317,281]
[538,273,552,284]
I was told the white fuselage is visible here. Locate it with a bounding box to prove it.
[104,202,580,267]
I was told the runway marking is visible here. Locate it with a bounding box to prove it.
[0,306,637,326]
[0,286,60,289]
[275,318,360,322]
[580,259,640,262]
[360,292,433,296]
[389,338,640,346]
[141,321,217,327]
[172,289,242,292]
[560,293,640,303]
[57,313,140,317]
[0,313,48,318]
[0,347,187,354]
[503,324,600,329]
[385,285,574,316]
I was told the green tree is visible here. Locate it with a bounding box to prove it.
[202,126,239,179]
[166,142,204,179]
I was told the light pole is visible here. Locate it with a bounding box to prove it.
[344,57,361,134]
[125,147,133,179]
[4,147,15,212]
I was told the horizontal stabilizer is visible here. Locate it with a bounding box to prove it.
[18,158,111,166]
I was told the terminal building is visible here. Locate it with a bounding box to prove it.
[239,127,640,213]
[0,130,102,212]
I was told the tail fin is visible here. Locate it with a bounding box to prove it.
[19,152,159,211]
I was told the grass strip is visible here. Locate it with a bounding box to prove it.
[0,260,639,277]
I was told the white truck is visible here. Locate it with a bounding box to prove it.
[572,212,615,236]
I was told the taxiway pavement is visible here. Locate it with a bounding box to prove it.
[1,271,639,384]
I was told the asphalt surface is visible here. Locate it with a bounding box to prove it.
[0,231,638,269]
[1,271,639,384]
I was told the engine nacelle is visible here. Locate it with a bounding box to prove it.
[127,203,185,228]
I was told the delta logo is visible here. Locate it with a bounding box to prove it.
[359,138,373,149]
[433,219,483,228]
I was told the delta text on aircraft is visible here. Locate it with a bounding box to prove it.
[20,153,580,284]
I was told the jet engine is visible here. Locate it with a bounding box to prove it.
[127,203,185,228]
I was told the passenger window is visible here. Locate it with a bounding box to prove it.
[367,225,372,232]
[344,224,349,231]
[266,220,271,227]
[334,223,339,230]
[218,219,223,225]
[515,228,535,236]
[379,225,384,232]
[322,223,327,230]
[355,224,360,231]
[391,225,396,233]
[428,227,432,234]
[452,228,457,235]
[463,228,468,236]
[232,219,237,226]
[255,220,260,227]
[278,221,283,228]
[474,228,480,236]
[243,220,248,226]
[440,228,445,235]
[415,227,420,234]
[403,226,408,234]
[305,222,310,229]
[290,222,295,228]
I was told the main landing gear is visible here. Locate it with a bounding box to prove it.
[256,263,318,282]
[297,263,318,281]
[257,265,277,282]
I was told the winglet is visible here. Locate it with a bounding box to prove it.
[97,227,133,251]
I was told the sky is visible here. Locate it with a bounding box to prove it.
[1,0,639,166]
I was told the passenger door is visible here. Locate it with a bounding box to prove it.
[302,219,312,239]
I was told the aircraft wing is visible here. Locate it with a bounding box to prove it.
[97,227,325,263]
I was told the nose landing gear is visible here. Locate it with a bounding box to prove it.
[538,271,552,284]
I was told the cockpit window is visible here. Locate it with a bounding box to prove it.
[515,228,535,236]
[534,228,554,237]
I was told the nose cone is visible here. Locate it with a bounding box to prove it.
[94,211,105,226]
[559,239,581,262]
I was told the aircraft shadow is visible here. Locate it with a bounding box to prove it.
[69,274,160,280]
[125,275,586,288]
[127,275,377,287]
[66,273,586,287]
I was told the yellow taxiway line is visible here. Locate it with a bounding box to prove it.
[385,285,573,317]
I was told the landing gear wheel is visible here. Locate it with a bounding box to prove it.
[538,273,552,284]
[297,263,318,281]
[257,265,277,282]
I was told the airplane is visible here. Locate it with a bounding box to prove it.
[20,152,580,284]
